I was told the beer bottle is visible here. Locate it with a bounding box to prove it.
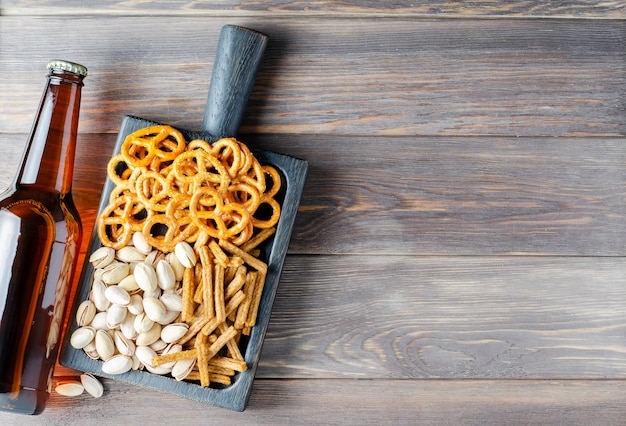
[0,59,87,415]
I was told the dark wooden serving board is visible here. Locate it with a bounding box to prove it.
[60,25,308,412]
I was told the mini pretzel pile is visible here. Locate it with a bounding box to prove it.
[98,125,281,252]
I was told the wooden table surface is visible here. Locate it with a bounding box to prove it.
[1,1,626,424]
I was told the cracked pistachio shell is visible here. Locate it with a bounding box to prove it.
[70,326,96,349]
[101,354,133,375]
[144,250,165,269]
[116,245,146,263]
[101,261,130,285]
[95,329,115,361]
[55,381,84,397]
[90,279,110,312]
[159,292,182,312]
[118,275,141,294]
[142,297,167,323]
[104,285,131,306]
[89,246,115,269]
[80,373,104,398]
[120,313,138,340]
[83,341,100,360]
[135,345,158,368]
[76,300,96,327]
[114,330,136,356]
[106,303,127,329]
[166,252,185,282]
[134,262,158,293]
[172,358,196,381]
[90,311,109,330]
[127,294,144,315]
[133,312,154,334]
[174,242,196,268]
[132,231,152,254]
[160,323,188,344]
[156,260,176,291]
[157,309,180,326]
[135,322,161,346]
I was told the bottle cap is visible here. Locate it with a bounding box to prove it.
[47,60,88,77]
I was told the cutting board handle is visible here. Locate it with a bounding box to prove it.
[202,25,268,139]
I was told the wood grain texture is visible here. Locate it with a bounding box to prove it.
[2,133,626,256]
[259,255,626,379]
[0,18,624,137]
[2,0,625,18]
[1,2,625,423]
[1,379,625,425]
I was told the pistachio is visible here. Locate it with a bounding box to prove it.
[76,300,96,327]
[132,231,152,255]
[90,311,109,330]
[174,242,196,268]
[90,279,110,312]
[144,364,172,375]
[143,287,162,300]
[160,323,188,344]
[166,252,185,282]
[144,249,165,269]
[101,354,133,375]
[95,329,115,361]
[114,330,136,356]
[101,261,130,285]
[116,245,147,263]
[69,326,96,349]
[156,259,176,290]
[131,353,142,370]
[149,339,168,352]
[120,313,138,340]
[134,262,158,293]
[143,297,167,323]
[133,312,154,334]
[104,285,131,306]
[172,358,196,381]
[55,380,84,397]
[135,322,161,346]
[160,292,183,312]
[118,275,141,295]
[127,294,144,315]
[155,343,181,369]
[80,373,104,398]
[106,303,127,329]
[157,309,181,326]
[83,341,100,360]
[89,246,115,269]
[135,345,158,368]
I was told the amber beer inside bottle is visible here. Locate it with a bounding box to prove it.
[0,60,86,415]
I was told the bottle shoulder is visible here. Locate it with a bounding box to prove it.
[0,186,80,222]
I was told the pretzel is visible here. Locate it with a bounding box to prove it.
[100,125,283,251]
[98,195,150,250]
[121,125,186,169]
[172,149,230,195]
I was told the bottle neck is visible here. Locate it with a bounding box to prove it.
[17,69,84,194]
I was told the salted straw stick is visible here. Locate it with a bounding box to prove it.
[218,239,267,274]
[240,227,276,253]
[198,246,215,319]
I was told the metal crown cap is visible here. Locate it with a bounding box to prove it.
[47,59,88,77]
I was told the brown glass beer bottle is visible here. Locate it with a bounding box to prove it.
[0,60,87,415]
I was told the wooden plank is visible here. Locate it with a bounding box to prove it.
[257,135,626,255]
[1,379,624,424]
[0,18,624,137]
[2,0,625,19]
[257,255,626,379]
[2,133,625,256]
